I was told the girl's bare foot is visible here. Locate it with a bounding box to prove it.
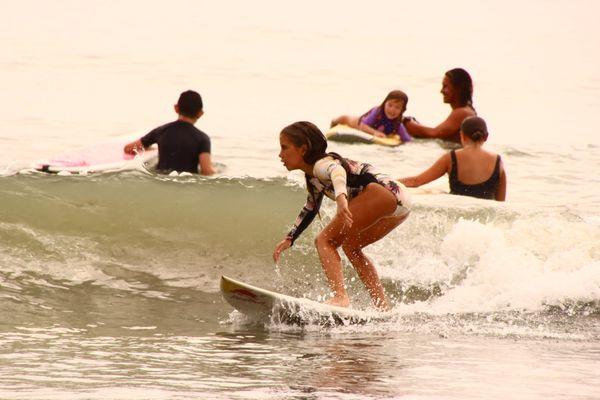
[373,298,391,312]
[324,296,350,308]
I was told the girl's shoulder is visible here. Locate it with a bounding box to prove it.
[480,148,500,159]
[313,155,338,175]
[315,155,336,165]
[454,148,500,167]
[361,106,381,118]
[370,105,383,115]
[439,151,453,168]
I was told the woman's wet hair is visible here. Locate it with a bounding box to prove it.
[461,116,488,142]
[445,68,473,108]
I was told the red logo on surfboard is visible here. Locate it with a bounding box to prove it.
[230,289,265,304]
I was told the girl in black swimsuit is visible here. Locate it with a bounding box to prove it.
[399,116,507,201]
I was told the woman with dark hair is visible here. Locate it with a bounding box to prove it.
[404,68,476,144]
[399,116,507,201]
[273,121,411,310]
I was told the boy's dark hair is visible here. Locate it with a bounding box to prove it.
[177,90,203,117]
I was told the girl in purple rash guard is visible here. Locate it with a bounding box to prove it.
[330,90,412,143]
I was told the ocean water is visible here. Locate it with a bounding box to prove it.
[1,1,599,399]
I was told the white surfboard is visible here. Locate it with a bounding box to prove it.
[325,124,402,147]
[220,275,391,326]
[32,135,158,174]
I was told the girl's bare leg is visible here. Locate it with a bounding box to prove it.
[341,184,407,310]
[315,214,351,307]
[331,115,360,128]
[342,216,406,310]
[315,183,407,309]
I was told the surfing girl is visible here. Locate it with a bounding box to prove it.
[330,90,412,143]
[399,116,507,201]
[273,121,411,310]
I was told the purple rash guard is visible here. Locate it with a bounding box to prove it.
[359,106,412,143]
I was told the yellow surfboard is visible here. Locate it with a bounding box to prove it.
[325,124,402,147]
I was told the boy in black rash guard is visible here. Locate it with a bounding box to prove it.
[124,90,215,175]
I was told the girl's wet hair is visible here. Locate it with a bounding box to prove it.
[380,90,408,114]
[280,121,328,164]
[461,116,488,142]
[445,68,474,109]
[280,121,350,206]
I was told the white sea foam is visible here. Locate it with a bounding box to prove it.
[375,214,600,315]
